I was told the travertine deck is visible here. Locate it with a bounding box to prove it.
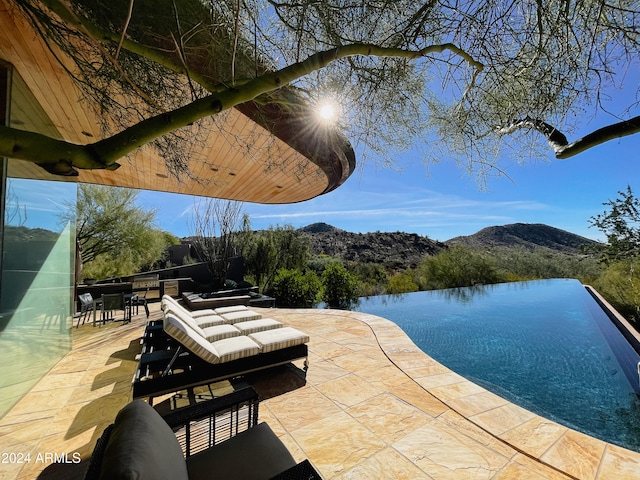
[1,303,639,479]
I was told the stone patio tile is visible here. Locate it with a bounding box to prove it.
[290,411,387,478]
[390,381,449,418]
[309,339,354,360]
[263,385,342,431]
[315,372,386,409]
[337,447,434,479]
[414,371,468,390]
[329,350,389,373]
[355,364,412,390]
[428,379,486,402]
[346,393,432,443]
[597,443,640,480]
[392,418,510,480]
[493,454,572,480]
[540,430,607,480]
[469,402,536,436]
[436,410,516,460]
[446,390,510,418]
[304,359,350,385]
[500,415,568,458]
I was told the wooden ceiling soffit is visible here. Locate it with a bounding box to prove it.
[0,5,355,204]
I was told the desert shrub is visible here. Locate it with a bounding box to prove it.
[321,262,360,308]
[416,245,503,290]
[387,271,419,294]
[271,268,321,307]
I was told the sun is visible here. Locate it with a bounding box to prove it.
[315,98,339,125]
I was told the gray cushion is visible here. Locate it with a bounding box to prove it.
[186,423,296,480]
[98,400,188,480]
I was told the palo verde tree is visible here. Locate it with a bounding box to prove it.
[62,184,177,281]
[590,186,640,320]
[1,1,638,180]
[189,199,245,290]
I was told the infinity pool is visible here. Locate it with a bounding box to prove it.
[355,278,640,452]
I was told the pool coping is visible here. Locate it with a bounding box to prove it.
[327,305,640,479]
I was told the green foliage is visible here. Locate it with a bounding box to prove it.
[593,260,640,322]
[387,271,419,294]
[321,262,360,308]
[242,223,310,293]
[588,187,640,321]
[64,184,174,281]
[589,186,640,263]
[271,269,321,307]
[486,246,601,284]
[416,245,503,290]
[82,228,174,279]
[351,262,388,296]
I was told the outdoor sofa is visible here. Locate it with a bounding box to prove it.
[182,291,252,311]
[133,298,309,403]
[83,386,322,479]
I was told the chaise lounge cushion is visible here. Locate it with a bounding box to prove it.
[233,318,283,334]
[249,327,310,353]
[98,400,188,480]
[163,295,218,318]
[185,423,296,480]
[214,305,249,315]
[164,305,226,329]
[220,309,263,324]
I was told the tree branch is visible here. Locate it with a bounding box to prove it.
[499,115,640,159]
[0,41,483,172]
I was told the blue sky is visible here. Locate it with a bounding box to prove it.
[8,116,637,243]
[8,71,638,243]
[135,127,638,242]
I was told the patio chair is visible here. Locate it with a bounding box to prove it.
[132,288,150,318]
[99,293,131,326]
[76,293,95,328]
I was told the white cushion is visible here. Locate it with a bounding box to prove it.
[201,324,242,342]
[214,305,249,315]
[165,306,225,328]
[249,327,309,353]
[233,318,283,335]
[163,314,220,364]
[212,336,261,363]
[220,310,262,324]
[162,295,217,317]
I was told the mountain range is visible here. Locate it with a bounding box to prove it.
[299,222,600,267]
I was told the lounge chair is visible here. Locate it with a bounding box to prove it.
[133,313,309,403]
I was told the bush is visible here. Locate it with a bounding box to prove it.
[387,271,419,294]
[321,262,360,308]
[416,245,503,290]
[271,268,321,307]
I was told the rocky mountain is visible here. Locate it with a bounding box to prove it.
[445,223,600,253]
[299,223,445,268]
[298,222,600,267]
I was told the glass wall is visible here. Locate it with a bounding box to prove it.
[0,177,76,418]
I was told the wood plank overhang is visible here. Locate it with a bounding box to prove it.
[0,4,355,204]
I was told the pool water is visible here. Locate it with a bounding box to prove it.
[355,278,640,452]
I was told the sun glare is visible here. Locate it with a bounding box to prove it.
[315,99,339,125]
